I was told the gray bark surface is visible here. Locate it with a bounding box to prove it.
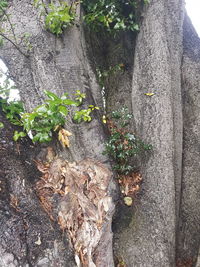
[176,15,200,264]
[0,0,200,266]
[113,1,184,266]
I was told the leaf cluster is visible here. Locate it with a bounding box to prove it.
[82,0,149,33]
[104,108,152,174]
[74,105,99,123]
[35,0,76,35]
[1,90,99,143]
[45,2,76,35]
[0,99,24,126]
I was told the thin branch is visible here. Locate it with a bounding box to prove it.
[42,0,49,14]
[0,32,29,58]
[0,6,17,43]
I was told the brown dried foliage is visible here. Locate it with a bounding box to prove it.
[119,172,142,197]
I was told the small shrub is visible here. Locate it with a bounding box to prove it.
[104,108,152,175]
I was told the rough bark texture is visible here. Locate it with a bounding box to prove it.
[0,0,200,266]
[176,15,200,265]
[113,1,184,266]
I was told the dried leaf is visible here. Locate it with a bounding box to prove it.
[58,128,72,147]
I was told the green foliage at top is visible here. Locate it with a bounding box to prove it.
[0,90,99,143]
[104,108,152,174]
[33,0,149,36]
[82,0,149,33]
[45,2,76,35]
[34,0,76,35]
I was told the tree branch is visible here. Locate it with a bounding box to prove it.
[0,32,29,58]
[0,6,17,43]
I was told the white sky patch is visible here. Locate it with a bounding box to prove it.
[185,0,200,36]
[0,61,19,101]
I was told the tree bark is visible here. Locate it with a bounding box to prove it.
[0,0,199,266]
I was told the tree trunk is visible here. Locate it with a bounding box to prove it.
[0,0,199,266]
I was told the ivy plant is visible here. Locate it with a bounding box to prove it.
[82,0,149,33]
[104,108,152,174]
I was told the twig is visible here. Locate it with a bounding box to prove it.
[0,32,29,58]
[0,6,17,43]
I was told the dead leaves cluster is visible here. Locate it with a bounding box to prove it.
[35,157,114,267]
[119,172,142,206]
[58,129,72,148]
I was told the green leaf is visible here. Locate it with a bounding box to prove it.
[32,132,52,143]
[13,131,27,141]
[63,99,79,106]
[35,104,48,114]
[0,122,4,128]
[44,90,60,100]
[58,105,68,116]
